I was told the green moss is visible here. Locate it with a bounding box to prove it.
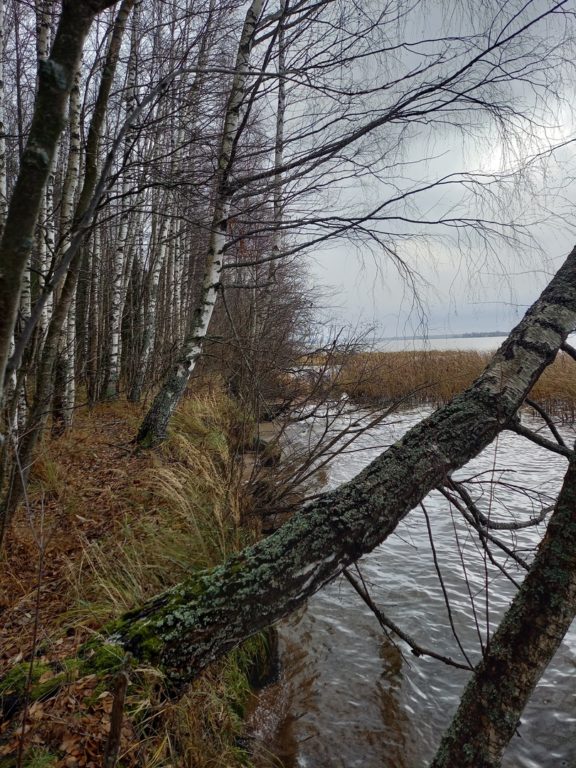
[80,639,126,675]
[121,623,164,663]
[0,661,53,698]
[23,748,58,768]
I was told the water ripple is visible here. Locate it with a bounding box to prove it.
[251,407,576,767]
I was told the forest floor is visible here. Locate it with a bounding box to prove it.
[0,394,272,768]
[0,402,153,767]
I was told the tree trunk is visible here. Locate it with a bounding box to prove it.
[87,225,102,404]
[129,217,169,402]
[430,448,576,768]
[136,0,265,445]
[105,0,139,398]
[93,245,576,688]
[0,0,5,234]
[53,65,82,432]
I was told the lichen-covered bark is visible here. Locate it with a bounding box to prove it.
[109,247,576,685]
[431,448,576,768]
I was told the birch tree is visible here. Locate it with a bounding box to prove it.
[136,0,266,444]
[0,0,120,432]
[4,244,576,768]
[0,0,6,234]
[105,0,140,399]
[52,65,82,432]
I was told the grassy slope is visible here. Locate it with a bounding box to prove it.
[0,391,271,768]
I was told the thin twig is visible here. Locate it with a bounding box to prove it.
[421,501,474,669]
[508,420,572,458]
[439,486,524,589]
[525,398,568,448]
[449,479,552,532]
[343,568,472,671]
[448,503,485,654]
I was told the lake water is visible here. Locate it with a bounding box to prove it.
[249,405,576,768]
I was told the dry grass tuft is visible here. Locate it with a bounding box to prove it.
[70,392,255,623]
[63,390,263,768]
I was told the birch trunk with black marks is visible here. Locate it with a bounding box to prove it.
[128,216,169,403]
[35,0,54,349]
[54,67,82,431]
[52,68,82,435]
[34,0,52,65]
[431,446,576,768]
[0,0,5,234]
[136,0,265,445]
[88,246,576,696]
[87,223,102,404]
[106,0,140,399]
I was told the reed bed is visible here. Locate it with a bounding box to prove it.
[531,352,576,420]
[336,349,576,419]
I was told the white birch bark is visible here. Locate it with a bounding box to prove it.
[19,268,31,326]
[106,0,139,398]
[129,216,169,402]
[87,223,102,403]
[60,67,82,427]
[137,0,264,444]
[37,201,51,341]
[34,1,54,346]
[39,136,59,343]
[34,0,51,65]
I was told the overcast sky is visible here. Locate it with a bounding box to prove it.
[298,2,576,339]
[308,121,576,338]
[310,218,575,337]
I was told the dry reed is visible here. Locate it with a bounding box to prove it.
[336,349,576,418]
